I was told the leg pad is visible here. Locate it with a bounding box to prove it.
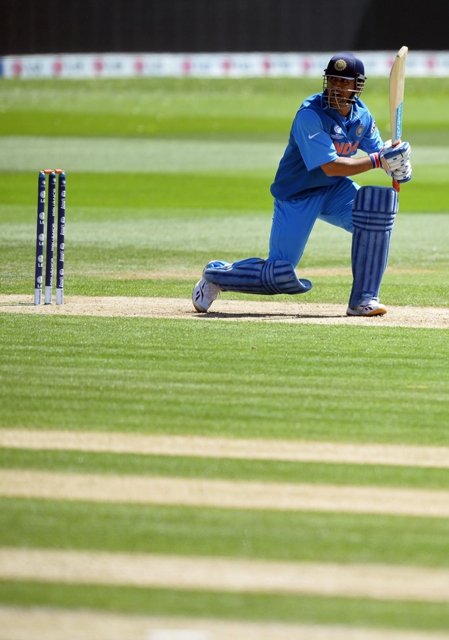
[349,186,398,308]
[204,258,312,295]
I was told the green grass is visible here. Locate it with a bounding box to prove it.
[1,315,448,442]
[0,168,448,214]
[1,77,448,142]
[2,448,449,489]
[2,582,449,632]
[0,172,273,211]
[1,75,449,632]
[2,499,449,567]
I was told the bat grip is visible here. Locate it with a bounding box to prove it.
[392,140,401,192]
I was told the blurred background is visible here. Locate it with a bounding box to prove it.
[1,0,447,55]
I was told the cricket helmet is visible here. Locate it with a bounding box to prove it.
[324,53,365,81]
[323,52,366,108]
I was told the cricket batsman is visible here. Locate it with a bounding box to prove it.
[192,52,412,316]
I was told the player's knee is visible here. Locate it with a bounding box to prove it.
[352,186,398,231]
[266,260,312,294]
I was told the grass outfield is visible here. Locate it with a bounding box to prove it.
[0,77,449,636]
[1,315,449,439]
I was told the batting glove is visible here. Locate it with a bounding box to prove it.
[370,141,412,180]
[391,158,412,183]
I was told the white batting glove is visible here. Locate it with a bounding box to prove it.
[391,158,412,183]
[370,141,412,182]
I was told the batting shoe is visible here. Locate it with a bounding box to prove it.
[192,277,221,313]
[346,300,387,316]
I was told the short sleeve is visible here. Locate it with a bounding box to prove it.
[292,109,338,171]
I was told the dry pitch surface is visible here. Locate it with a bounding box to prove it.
[1,295,449,328]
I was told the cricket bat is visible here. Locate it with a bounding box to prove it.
[389,45,408,191]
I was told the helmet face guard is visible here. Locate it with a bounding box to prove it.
[323,53,366,109]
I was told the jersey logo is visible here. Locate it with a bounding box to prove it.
[335,141,359,156]
[331,125,344,140]
[308,132,320,139]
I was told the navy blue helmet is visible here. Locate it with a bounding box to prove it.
[323,53,366,108]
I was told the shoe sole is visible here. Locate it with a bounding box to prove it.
[346,307,387,317]
[193,301,207,313]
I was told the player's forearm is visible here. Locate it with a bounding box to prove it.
[320,156,375,177]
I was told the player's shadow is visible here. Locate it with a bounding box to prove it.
[194,310,345,320]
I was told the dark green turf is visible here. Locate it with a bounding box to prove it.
[0,170,447,214]
[1,315,449,441]
[1,581,449,631]
[1,77,449,142]
[1,499,448,567]
[0,172,273,211]
[2,448,449,489]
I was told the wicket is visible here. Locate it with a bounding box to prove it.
[34,169,66,305]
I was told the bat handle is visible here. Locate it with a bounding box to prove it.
[391,140,401,192]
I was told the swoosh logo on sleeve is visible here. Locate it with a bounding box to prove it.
[308,132,320,139]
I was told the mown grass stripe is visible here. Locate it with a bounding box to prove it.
[3,448,449,490]
[3,581,449,633]
[2,312,449,441]
[1,549,449,603]
[2,606,448,640]
[2,429,449,469]
[1,470,449,518]
[0,136,282,173]
[3,498,449,567]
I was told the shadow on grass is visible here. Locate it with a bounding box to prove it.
[196,311,345,320]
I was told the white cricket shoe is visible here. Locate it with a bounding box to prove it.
[192,277,221,312]
[346,301,387,316]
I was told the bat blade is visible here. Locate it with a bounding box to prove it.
[389,45,408,143]
[389,46,408,191]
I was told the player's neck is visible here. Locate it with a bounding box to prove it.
[338,105,352,118]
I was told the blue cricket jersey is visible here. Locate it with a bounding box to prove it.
[270,93,384,200]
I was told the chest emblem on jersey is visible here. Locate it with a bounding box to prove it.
[331,125,344,140]
[356,124,365,137]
